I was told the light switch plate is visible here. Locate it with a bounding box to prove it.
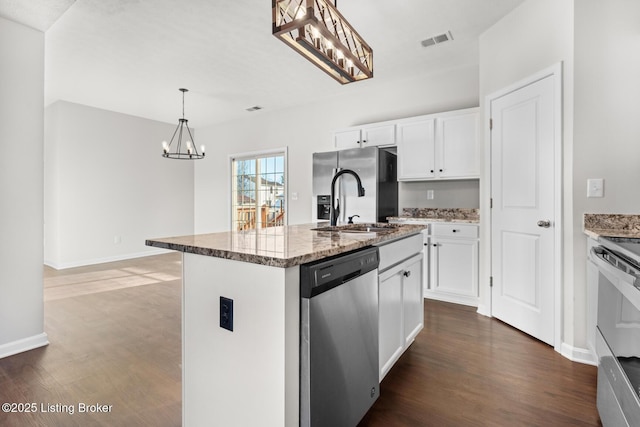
[587,178,604,198]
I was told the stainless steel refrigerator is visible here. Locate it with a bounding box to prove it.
[312,146,398,224]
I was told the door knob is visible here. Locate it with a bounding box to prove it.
[537,220,551,228]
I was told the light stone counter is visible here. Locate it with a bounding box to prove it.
[388,208,479,224]
[583,213,640,239]
[146,222,425,268]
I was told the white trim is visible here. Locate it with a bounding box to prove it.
[484,62,564,354]
[476,303,491,318]
[228,147,289,231]
[560,342,597,366]
[44,247,172,270]
[424,293,478,308]
[0,333,49,359]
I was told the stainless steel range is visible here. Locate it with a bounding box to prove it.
[589,237,640,426]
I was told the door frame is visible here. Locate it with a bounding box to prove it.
[484,63,563,352]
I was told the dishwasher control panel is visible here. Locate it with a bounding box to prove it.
[300,247,379,298]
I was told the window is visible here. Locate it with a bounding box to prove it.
[231,150,286,231]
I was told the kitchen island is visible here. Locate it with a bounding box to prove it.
[146,222,425,427]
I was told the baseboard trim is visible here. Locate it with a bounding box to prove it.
[44,248,173,270]
[0,333,49,359]
[476,303,491,317]
[424,292,478,308]
[560,342,597,366]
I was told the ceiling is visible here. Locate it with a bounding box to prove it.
[0,0,525,127]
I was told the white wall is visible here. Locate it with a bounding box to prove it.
[195,65,480,232]
[479,0,579,351]
[572,0,640,344]
[44,101,196,269]
[0,17,48,357]
[399,180,479,210]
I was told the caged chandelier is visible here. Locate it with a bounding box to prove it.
[272,0,373,84]
[161,88,205,160]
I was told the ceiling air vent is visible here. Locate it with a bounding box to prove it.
[245,105,263,112]
[421,31,453,48]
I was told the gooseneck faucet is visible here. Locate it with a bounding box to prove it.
[330,169,365,226]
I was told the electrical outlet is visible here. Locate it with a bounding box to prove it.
[427,190,434,200]
[220,296,234,331]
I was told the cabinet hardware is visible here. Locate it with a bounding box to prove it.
[403,271,411,278]
[452,229,459,233]
[439,169,443,172]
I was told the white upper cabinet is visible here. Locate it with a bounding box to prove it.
[361,123,396,147]
[396,118,436,179]
[436,110,480,179]
[334,122,396,149]
[397,108,479,181]
[334,128,362,150]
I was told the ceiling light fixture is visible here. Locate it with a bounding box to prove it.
[272,0,373,84]
[162,88,205,160]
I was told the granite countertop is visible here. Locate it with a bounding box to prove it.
[145,222,426,268]
[388,208,479,224]
[584,213,640,239]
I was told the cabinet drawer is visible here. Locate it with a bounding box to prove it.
[376,234,423,272]
[430,223,478,239]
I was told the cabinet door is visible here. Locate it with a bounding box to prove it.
[361,123,395,147]
[436,111,479,179]
[430,237,478,300]
[378,267,404,380]
[334,128,362,150]
[397,119,436,180]
[402,254,424,346]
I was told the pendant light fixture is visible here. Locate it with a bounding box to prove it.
[272,0,373,84]
[162,88,205,160]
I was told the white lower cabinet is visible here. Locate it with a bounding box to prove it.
[427,223,479,306]
[377,234,424,381]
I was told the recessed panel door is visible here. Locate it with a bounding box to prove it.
[490,72,558,346]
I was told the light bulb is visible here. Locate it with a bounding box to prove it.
[162,141,169,153]
[326,41,334,59]
[200,145,206,154]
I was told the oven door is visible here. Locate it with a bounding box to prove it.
[591,246,640,426]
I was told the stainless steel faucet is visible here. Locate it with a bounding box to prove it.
[330,169,365,226]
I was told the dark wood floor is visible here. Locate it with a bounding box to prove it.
[0,254,601,426]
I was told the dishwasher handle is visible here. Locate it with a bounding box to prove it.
[590,246,640,287]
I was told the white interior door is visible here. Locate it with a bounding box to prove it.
[490,68,560,346]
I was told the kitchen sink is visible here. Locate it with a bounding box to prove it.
[311,224,397,234]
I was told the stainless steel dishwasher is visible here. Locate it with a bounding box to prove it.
[300,246,380,427]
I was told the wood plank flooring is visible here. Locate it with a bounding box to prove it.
[0,254,600,426]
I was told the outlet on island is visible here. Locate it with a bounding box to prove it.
[220,296,234,331]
